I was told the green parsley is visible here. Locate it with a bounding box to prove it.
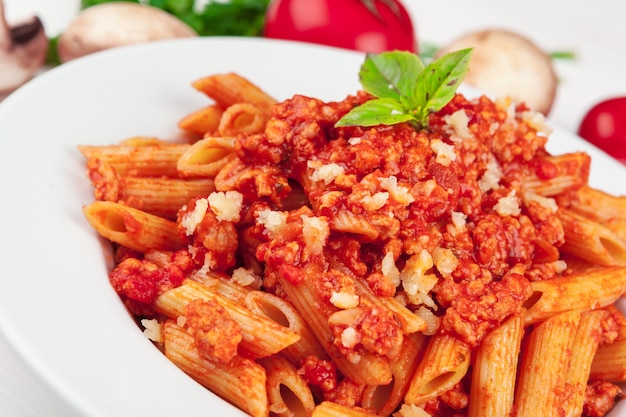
[335,48,473,131]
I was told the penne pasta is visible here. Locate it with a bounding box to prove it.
[520,152,590,197]
[218,102,270,136]
[154,279,300,358]
[361,333,427,417]
[260,355,316,417]
[513,310,581,417]
[191,72,277,115]
[558,208,626,266]
[468,313,524,417]
[563,309,608,417]
[311,401,376,417]
[176,136,236,178]
[177,104,224,136]
[82,201,183,252]
[404,333,471,406]
[523,266,626,324]
[162,321,269,417]
[78,142,189,177]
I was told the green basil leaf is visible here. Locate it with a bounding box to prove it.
[360,51,424,100]
[414,48,472,116]
[335,98,414,127]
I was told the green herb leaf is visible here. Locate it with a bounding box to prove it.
[336,48,472,131]
[335,98,415,127]
[360,50,424,101]
[413,48,472,120]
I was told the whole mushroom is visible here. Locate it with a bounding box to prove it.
[57,2,198,63]
[0,0,49,97]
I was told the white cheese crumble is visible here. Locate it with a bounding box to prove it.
[478,156,503,192]
[430,139,457,167]
[330,291,360,309]
[381,251,400,287]
[208,190,243,222]
[494,190,521,216]
[308,161,345,185]
[380,176,415,206]
[181,197,209,236]
[231,267,260,287]
[521,111,553,136]
[301,215,330,256]
[361,191,389,211]
[141,319,163,343]
[432,247,458,277]
[341,327,360,349]
[400,250,438,308]
[256,209,288,237]
[450,211,467,231]
[443,109,472,139]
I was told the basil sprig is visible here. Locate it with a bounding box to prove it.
[336,48,473,130]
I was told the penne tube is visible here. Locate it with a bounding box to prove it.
[354,278,426,335]
[260,355,316,417]
[520,152,590,197]
[244,290,327,364]
[468,312,525,417]
[361,333,427,416]
[154,279,300,358]
[218,102,269,136]
[311,401,376,417]
[558,208,626,266]
[177,104,224,136]
[176,136,236,178]
[404,333,471,406]
[103,176,215,220]
[523,266,626,324]
[78,142,189,177]
[162,321,269,417]
[191,72,277,115]
[589,338,626,382]
[569,186,626,223]
[82,201,183,252]
[563,309,608,417]
[513,310,581,417]
[277,272,393,386]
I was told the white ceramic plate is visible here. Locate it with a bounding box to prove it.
[0,37,624,417]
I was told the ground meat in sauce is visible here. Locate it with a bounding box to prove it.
[226,92,567,348]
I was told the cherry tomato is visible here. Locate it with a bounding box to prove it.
[263,0,417,54]
[578,97,626,164]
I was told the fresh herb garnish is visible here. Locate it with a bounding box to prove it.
[80,0,270,37]
[336,48,473,131]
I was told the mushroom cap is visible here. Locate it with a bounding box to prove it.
[58,2,198,63]
[437,29,557,115]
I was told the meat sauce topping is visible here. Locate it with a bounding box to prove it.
[107,89,622,415]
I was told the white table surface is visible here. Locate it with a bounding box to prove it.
[1,0,625,416]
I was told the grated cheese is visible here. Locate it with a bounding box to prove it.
[341,327,360,349]
[380,176,415,206]
[494,190,521,216]
[256,209,288,237]
[208,190,243,222]
[478,156,503,192]
[330,291,360,309]
[141,319,163,343]
[180,197,208,236]
[443,109,472,139]
[308,161,345,185]
[430,139,457,167]
[301,215,330,256]
[361,191,389,211]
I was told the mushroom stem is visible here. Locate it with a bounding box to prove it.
[0,0,49,97]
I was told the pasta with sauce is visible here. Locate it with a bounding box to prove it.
[80,71,626,417]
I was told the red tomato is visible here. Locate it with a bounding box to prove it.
[263,0,417,54]
[578,97,626,164]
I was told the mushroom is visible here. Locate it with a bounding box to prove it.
[57,2,198,63]
[0,0,49,97]
[436,29,558,115]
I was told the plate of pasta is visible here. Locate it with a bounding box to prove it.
[0,37,626,417]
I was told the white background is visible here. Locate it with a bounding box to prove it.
[1,0,625,415]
